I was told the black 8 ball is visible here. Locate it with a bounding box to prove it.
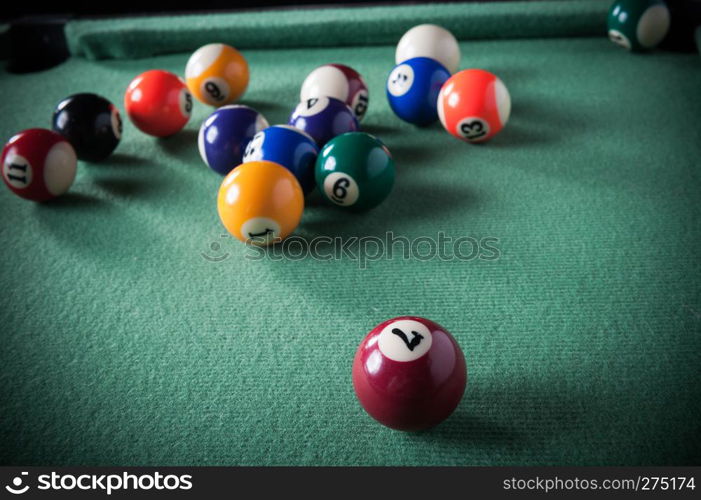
[52,93,122,162]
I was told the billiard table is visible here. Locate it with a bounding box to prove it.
[1,0,700,466]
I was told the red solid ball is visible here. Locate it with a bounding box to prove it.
[352,316,467,431]
[124,69,193,137]
[1,128,77,202]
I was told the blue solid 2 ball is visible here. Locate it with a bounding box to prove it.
[386,57,450,126]
[198,105,269,175]
[288,96,359,147]
[242,125,319,195]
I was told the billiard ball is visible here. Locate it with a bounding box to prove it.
[288,96,359,147]
[386,57,450,126]
[315,132,394,211]
[352,316,467,431]
[437,69,511,143]
[124,70,193,137]
[217,160,304,245]
[51,93,122,162]
[300,64,369,121]
[198,105,269,175]
[396,24,461,74]
[1,128,77,202]
[608,0,671,51]
[242,125,319,195]
[185,43,249,106]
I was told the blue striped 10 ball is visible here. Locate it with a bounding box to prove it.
[243,125,319,195]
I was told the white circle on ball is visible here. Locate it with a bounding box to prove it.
[295,96,330,117]
[378,319,433,362]
[396,24,460,74]
[44,141,77,196]
[179,89,193,118]
[3,152,32,189]
[494,77,511,127]
[300,65,350,103]
[240,217,281,246]
[110,107,122,140]
[197,121,210,166]
[255,113,270,132]
[637,4,670,48]
[185,43,224,79]
[200,77,230,106]
[242,130,266,162]
[323,172,359,206]
[457,117,490,142]
[608,29,632,49]
[387,64,415,97]
[437,92,448,130]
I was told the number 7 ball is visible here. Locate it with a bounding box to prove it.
[353,316,467,431]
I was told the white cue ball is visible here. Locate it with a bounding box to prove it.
[395,24,461,74]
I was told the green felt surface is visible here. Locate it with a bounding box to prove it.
[1,5,701,467]
[65,0,610,59]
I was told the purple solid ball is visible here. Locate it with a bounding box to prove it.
[288,96,359,147]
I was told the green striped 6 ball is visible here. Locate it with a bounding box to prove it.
[315,132,395,211]
[607,0,670,51]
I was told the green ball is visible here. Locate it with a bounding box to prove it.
[608,0,671,51]
[315,132,395,211]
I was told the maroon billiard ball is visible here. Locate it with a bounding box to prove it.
[1,128,77,202]
[300,63,369,121]
[352,316,467,431]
